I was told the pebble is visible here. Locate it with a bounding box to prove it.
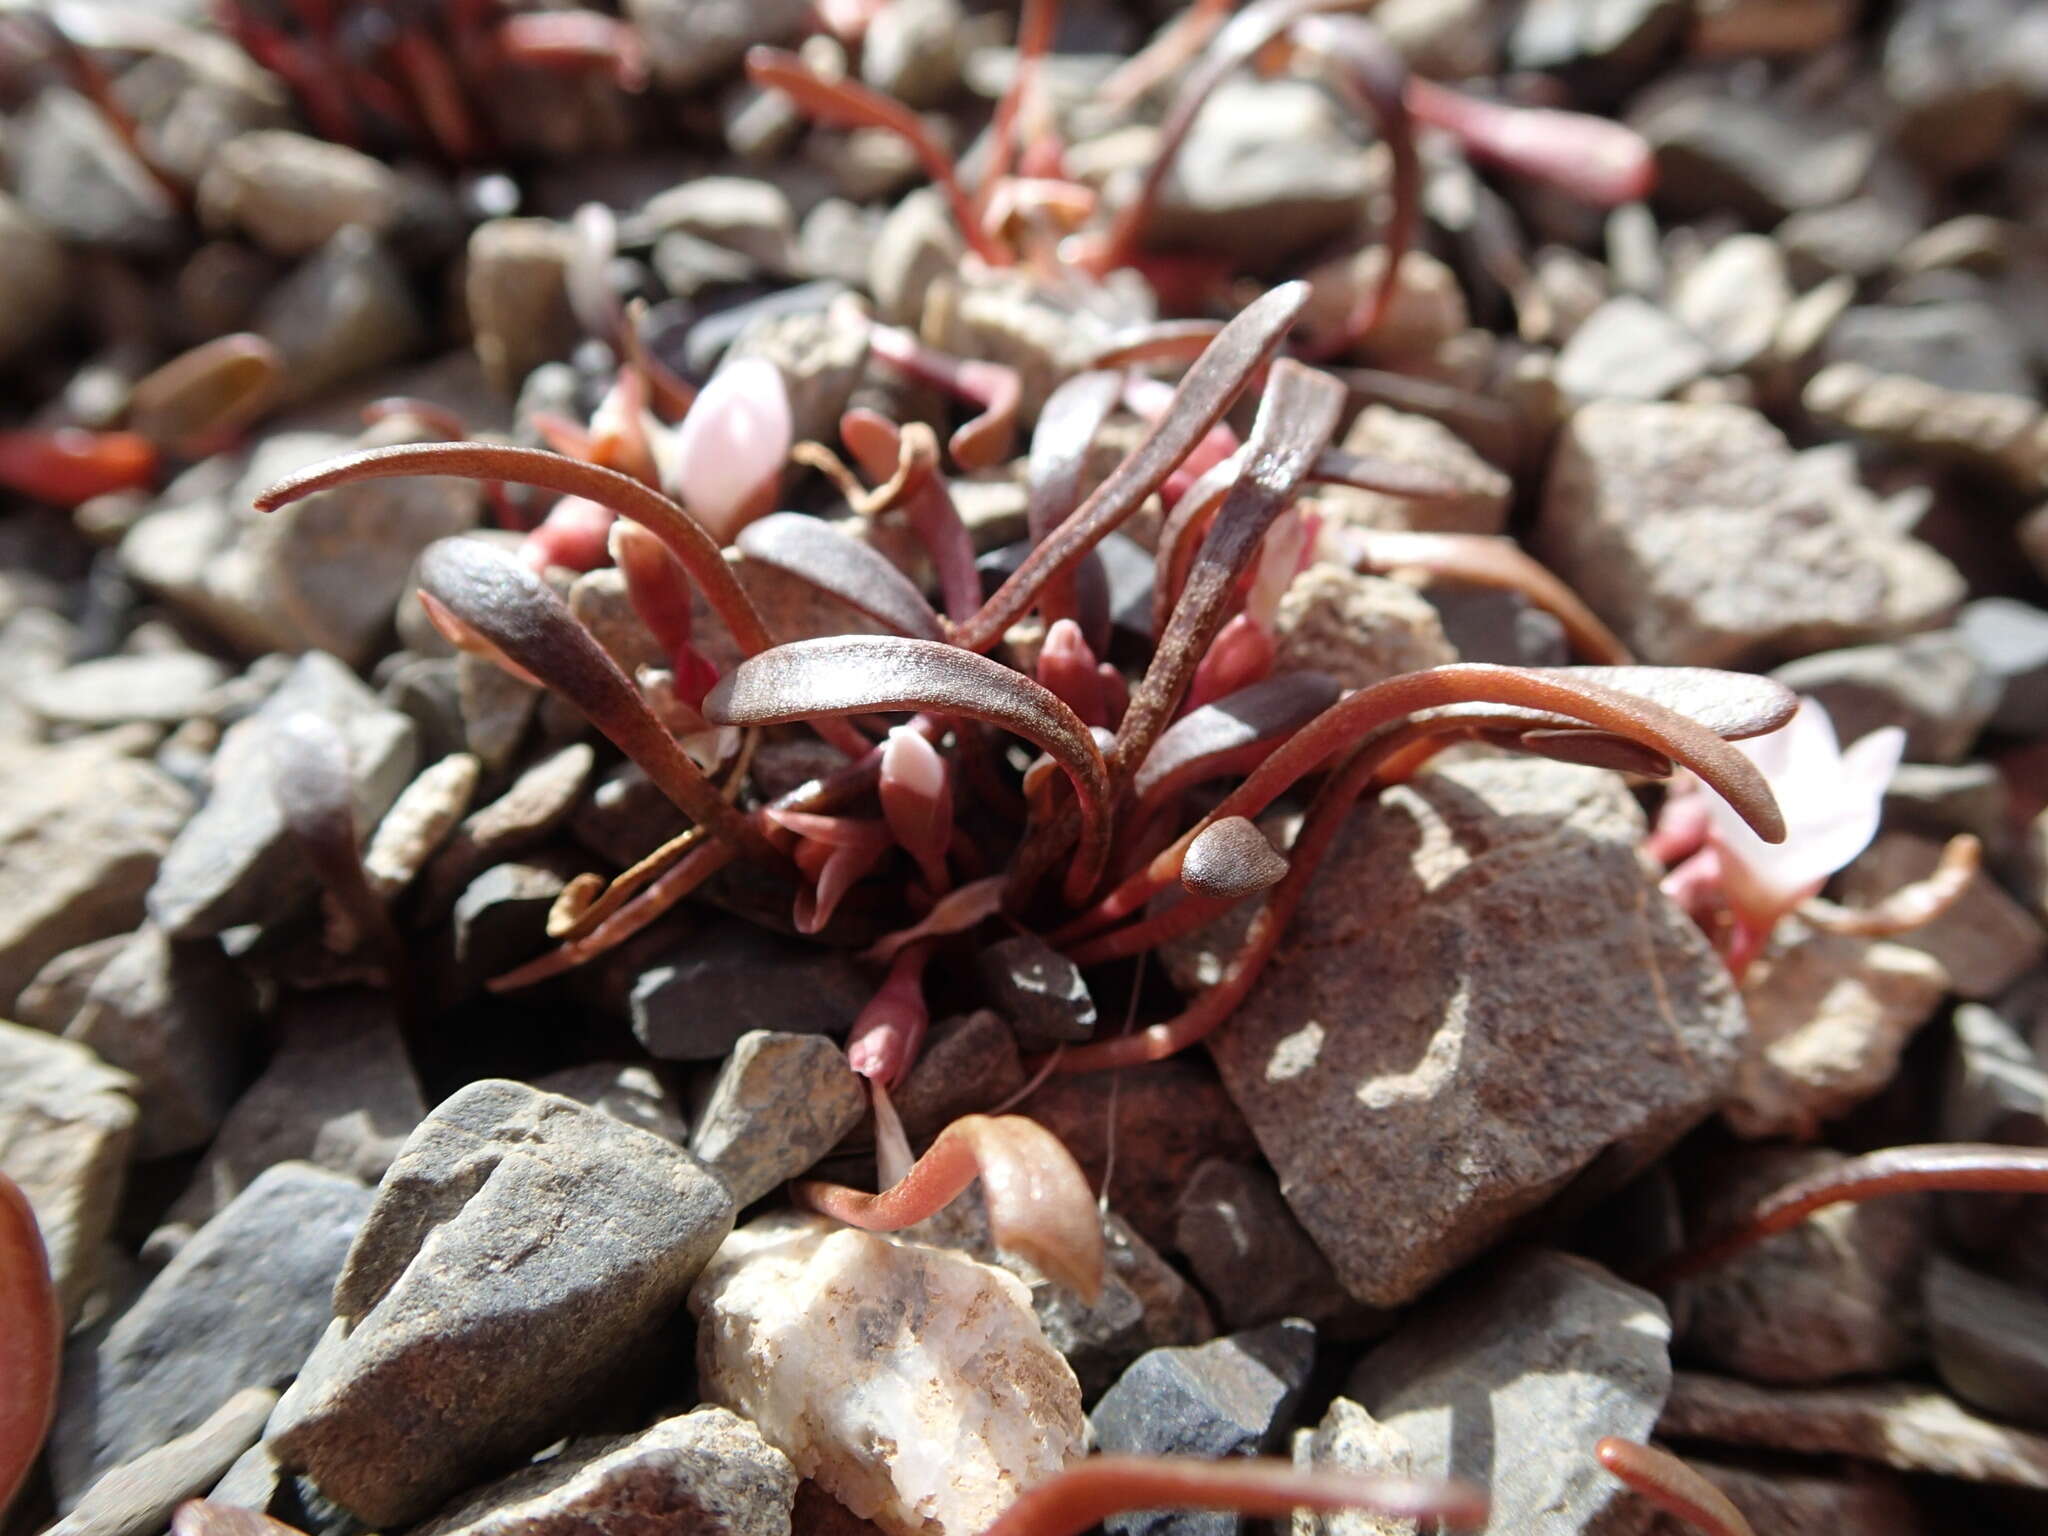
[569,567,669,678]
[1423,584,1570,667]
[530,1062,688,1145]
[626,0,812,91]
[868,187,962,328]
[411,1408,796,1536]
[0,735,192,1010]
[15,89,181,253]
[797,199,881,289]
[1348,1251,1672,1536]
[1840,831,2046,999]
[63,924,255,1160]
[0,191,69,366]
[1269,567,1459,693]
[1312,407,1510,537]
[1778,197,1922,283]
[272,1080,735,1527]
[1676,1146,1928,1383]
[1508,0,1685,85]
[456,651,541,773]
[197,131,402,258]
[361,754,482,900]
[19,653,229,730]
[46,1389,276,1536]
[860,0,965,107]
[728,304,870,447]
[420,742,594,912]
[17,935,132,1033]
[1659,1369,2048,1487]
[974,934,1099,1050]
[1297,249,1469,366]
[1728,920,1949,1139]
[1290,1399,1416,1536]
[1803,363,2048,489]
[634,178,797,273]
[1669,233,1793,372]
[570,761,690,869]
[1925,1253,2048,1432]
[51,1163,374,1507]
[258,228,425,404]
[1657,1459,1920,1536]
[1201,760,1741,1307]
[0,1022,137,1325]
[690,1214,1085,1536]
[1554,295,1714,402]
[629,918,872,1060]
[1537,401,1965,667]
[1958,597,2048,737]
[893,1010,1026,1145]
[926,269,1116,419]
[1770,630,1997,763]
[1824,301,2034,397]
[146,651,418,939]
[1883,0,2026,178]
[466,219,581,399]
[1942,1000,2048,1146]
[1090,1320,1316,1536]
[1172,1161,1371,1337]
[1631,79,1875,222]
[148,989,424,1258]
[689,1030,868,1205]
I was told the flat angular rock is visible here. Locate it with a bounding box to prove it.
[691,1214,1084,1536]
[1173,1161,1368,1336]
[1959,596,2048,737]
[0,735,192,1009]
[1539,402,1965,667]
[1554,296,1713,402]
[361,754,481,900]
[1291,1399,1415,1536]
[974,934,1098,1050]
[465,218,579,398]
[198,131,401,258]
[1349,1252,1672,1536]
[1207,759,1743,1306]
[531,1062,688,1144]
[1091,1320,1316,1536]
[1676,1146,1928,1383]
[0,1022,137,1324]
[1826,301,2034,397]
[1632,81,1874,222]
[1771,630,1997,763]
[46,1389,275,1536]
[1926,1253,2048,1431]
[1670,233,1792,372]
[1269,568,1458,692]
[147,651,417,939]
[629,919,871,1060]
[411,1407,795,1536]
[258,228,424,404]
[690,1030,867,1205]
[52,1164,373,1507]
[270,1081,735,1526]
[16,89,181,253]
[19,653,229,729]
[1840,830,2047,999]
[1659,1370,2048,1487]
[893,1010,1026,1145]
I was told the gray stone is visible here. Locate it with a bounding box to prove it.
[530,1063,687,1144]
[975,934,1098,1050]
[1943,1001,2048,1144]
[1825,302,2035,397]
[0,1023,137,1326]
[893,1010,1026,1146]
[690,1030,867,1206]
[270,1081,736,1526]
[1173,1161,1369,1337]
[797,198,880,288]
[1092,1321,1317,1536]
[1555,296,1714,401]
[1349,1252,1672,1536]
[1269,568,1458,692]
[258,228,425,403]
[17,936,133,1033]
[64,925,255,1160]
[198,131,402,258]
[150,990,423,1254]
[0,736,192,1010]
[46,1389,276,1536]
[860,0,964,106]
[1290,1399,1415,1536]
[465,219,579,397]
[450,858,573,980]
[1884,0,2027,178]
[1770,630,1996,763]
[634,178,797,272]
[868,187,962,328]
[51,1164,373,1507]
[15,89,181,253]
[18,652,228,730]
[362,754,482,900]
[626,0,811,90]
[1926,1253,2048,1432]
[1663,1460,1920,1536]
[1841,831,2046,999]
[1632,80,1875,222]
[1538,402,1965,667]
[1778,197,1922,283]
[569,567,668,679]
[570,761,691,869]
[629,919,871,1060]
[1205,760,1741,1307]
[1959,597,2048,737]
[1884,761,2009,847]
[728,304,869,448]
[1659,1370,2048,1486]
[411,1408,796,1536]
[456,651,540,772]
[1424,585,1570,668]
[1313,407,1510,537]
[1509,0,1684,83]
[925,268,1121,419]
[1670,233,1793,372]
[1677,1146,1928,1384]
[147,651,417,939]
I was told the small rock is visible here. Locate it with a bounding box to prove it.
[449,858,571,979]
[530,1062,688,1144]
[1297,248,1469,365]
[15,89,181,253]
[64,925,255,1160]
[1311,407,1510,536]
[1269,567,1458,692]
[626,0,811,90]
[635,177,797,272]
[1290,1399,1415,1536]
[19,653,229,730]
[17,935,132,1034]
[146,651,417,939]
[0,735,192,1009]
[1840,831,2047,999]
[1658,1370,2048,1486]
[868,187,964,328]
[690,1030,868,1205]
[1205,760,1741,1306]
[0,1022,137,1325]
[457,651,540,772]
[1803,364,2048,489]
[1173,1161,1369,1336]
[149,989,423,1255]
[258,228,425,403]
[1663,1459,1920,1536]
[975,934,1098,1050]
[690,1214,1085,1536]
[1677,1146,1928,1383]
[1728,920,1949,1139]
[422,743,592,909]
[1423,584,1570,667]
[198,131,402,258]
[682,280,850,377]
[569,567,668,678]
[797,198,881,288]
[46,1389,275,1536]
[1509,0,1685,85]
[860,0,965,106]
[51,1164,373,1506]
[1943,1000,2048,1144]
[1670,233,1793,371]
[1632,80,1875,222]
[1554,296,1714,402]
[1825,301,2034,397]
[466,219,580,398]
[1926,1254,2048,1433]
[570,760,691,869]
[1091,1321,1316,1536]
[362,754,482,900]
[1883,0,2026,178]
[728,304,869,447]
[1538,401,1965,667]
[1959,598,2048,737]
[629,919,871,1060]
[1351,1252,1670,1536]
[1771,630,1997,763]
[893,1010,1027,1145]
[0,191,68,366]
[271,1081,736,1527]
[925,269,1118,418]
[1778,197,1923,283]
[411,1408,795,1536]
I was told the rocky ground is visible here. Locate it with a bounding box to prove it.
[4,1,2048,1534]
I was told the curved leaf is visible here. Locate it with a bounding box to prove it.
[1132,671,1342,805]
[736,513,943,640]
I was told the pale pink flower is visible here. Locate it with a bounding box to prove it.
[663,356,791,543]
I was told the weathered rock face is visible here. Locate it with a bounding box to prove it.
[1537,401,1964,667]
[1206,758,1744,1307]
[269,1081,736,1527]
[1269,568,1459,693]
[689,1030,867,1206]
[1348,1252,1673,1536]
[1291,1398,1416,1536]
[690,1214,1085,1536]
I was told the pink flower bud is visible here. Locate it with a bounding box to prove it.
[1184,612,1275,712]
[880,726,953,892]
[1038,618,1108,727]
[845,943,932,1088]
[609,519,695,663]
[519,494,615,573]
[669,356,792,544]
